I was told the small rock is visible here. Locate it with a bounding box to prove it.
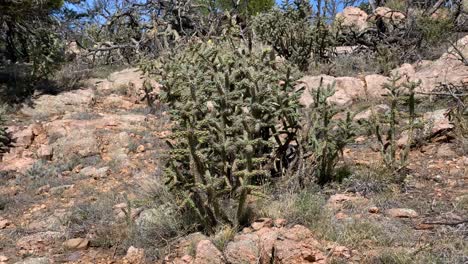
[274,218,287,227]
[63,238,89,250]
[136,145,145,153]
[50,185,73,195]
[449,167,460,176]
[173,255,194,264]
[0,255,9,262]
[386,208,419,218]
[0,218,12,229]
[330,245,352,258]
[354,136,367,144]
[433,175,443,183]
[37,145,53,160]
[251,218,273,230]
[80,166,109,178]
[335,212,348,220]
[415,223,434,230]
[124,246,145,263]
[368,207,380,214]
[94,167,110,178]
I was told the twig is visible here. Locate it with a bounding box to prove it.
[416,91,468,96]
[422,219,468,226]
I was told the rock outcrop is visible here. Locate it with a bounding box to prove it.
[168,219,347,264]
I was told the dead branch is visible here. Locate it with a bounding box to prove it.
[422,219,468,226]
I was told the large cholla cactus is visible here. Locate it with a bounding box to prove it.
[142,25,302,232]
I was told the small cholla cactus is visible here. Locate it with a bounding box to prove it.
[143,22,303,232]
[297,78,356,186]
[370,73,421,175]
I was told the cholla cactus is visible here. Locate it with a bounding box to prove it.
[142,22,302,232]
[0,105,10,154]
[297,79,355,186]
[252,1,335,71]
[370,74,421,174]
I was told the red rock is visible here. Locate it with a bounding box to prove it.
[251,218,273,230]
[225,233,259,263]
[193,240,225,264]
[274,218,287,227]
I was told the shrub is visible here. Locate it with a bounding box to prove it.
[416,15,454,46]
[142,21,303,233]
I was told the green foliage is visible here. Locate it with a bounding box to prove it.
[298,80,355,185]
[252,1,334,71]
[416,15,454,46]
[142,21,303,232]
[370,74,421,175]
[216,0,274,16]
[1,0,65,103]
[384,0,406,12]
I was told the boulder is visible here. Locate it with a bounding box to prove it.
[364,74,388,98]
[16,231,63,252]
[105,68,160,101]
[21,89,95,118]
[11,125,34,148]
[336,7,369,32]
[297,75,366,106]
[423,109,453,135]
[274,238,326,263]
[193,240,225,264]
[225,234,260,264]
[373,7,405,27]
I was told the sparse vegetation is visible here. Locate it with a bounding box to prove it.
[1,1,467,263]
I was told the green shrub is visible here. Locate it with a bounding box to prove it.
[416,15,454,46]
[142,21,303,233]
